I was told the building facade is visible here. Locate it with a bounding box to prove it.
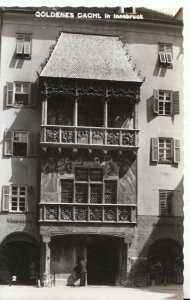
[0,7,183,286]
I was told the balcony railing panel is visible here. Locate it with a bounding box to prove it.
[39,203,137,223]
[41,126,139,148]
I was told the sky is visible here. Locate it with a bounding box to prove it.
[0,0,186,11]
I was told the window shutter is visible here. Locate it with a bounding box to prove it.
[151,138,159,162]
[172,91,180,115]
[159,191,166,216]
[6,82,14,106]
[24,35,31,55]
[4,131,12,156]
[2,185,10,211]
[153,89,159,114]
[166,52,173,64]
[28,132,36,156]
[167,192,173,216]
[27,186,35,212]
[173,139,180,163]
[159,51,166,63]
[16,34,24,54]
[29,83,37,107]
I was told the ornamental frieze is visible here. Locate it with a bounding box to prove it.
[40,79,140,102]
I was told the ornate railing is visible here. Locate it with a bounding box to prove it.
[39,203,137,223]
[41,126,139,148]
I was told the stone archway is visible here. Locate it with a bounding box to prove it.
[0,233,40,285]
[147,238,183,284]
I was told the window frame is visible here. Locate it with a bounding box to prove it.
[12,131,28,157]
[3,130,36,157]
[2,185,34,213]
[6,81,35,108]
[16,33,32,59]
[60,166,118,204]
[10,185,27,213]
[158,138,173,164]
[151,137,180,164]
[153,89,179,116]
[158,43,173,67]
[157,90,172,116]
[159,189,173,216]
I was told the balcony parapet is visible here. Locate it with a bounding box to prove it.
[39,203,137,224]
[41,125,139,149]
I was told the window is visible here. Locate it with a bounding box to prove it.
[5,81,36,107]
[151,138,180,164]
[158,43,173,67]
[153,89,179,116]
[4,131,36,157]
[159,190,173,216]
[61,166,117,204]
[2,185,34,212]
[16,34,31,59]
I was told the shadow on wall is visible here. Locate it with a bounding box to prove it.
[122,177,184,290]
[0,77,41,238]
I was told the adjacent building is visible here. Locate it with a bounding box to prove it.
[0,6,183,286]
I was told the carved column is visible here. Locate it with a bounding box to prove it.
[104,99,108,128]
[42,97,48,126]
[41,235,51,286]
[134,103,138,129]
[74,97,78,126]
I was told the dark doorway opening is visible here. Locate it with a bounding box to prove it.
[87,237,119,285]
[0,241,40,285]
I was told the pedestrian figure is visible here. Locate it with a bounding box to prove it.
[163,259,172,285]
[154,260,163,285]
[147,262,158,285]
[67,263,80,286]
[77,256,87,286]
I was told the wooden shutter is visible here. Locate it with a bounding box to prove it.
[24,35,31,56]
[159,52,166,63]
[172,91,180,115]
[153,89,159,114]
[151,138,159,162]
[166,52,173,64]
[6,82,14,106]
[28,132,36,156]
[159,190,167,216]
[2,185,10,211]
[16,34,24,54]
[29,83,37,107]
[4,131,12,156]
[26,186,35,212]
[173,139,180,163]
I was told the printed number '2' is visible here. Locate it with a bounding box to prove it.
[12,276,17,281]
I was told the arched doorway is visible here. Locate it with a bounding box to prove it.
[0,233,40,285]
[147,238,183,284]
[87,236,120,285]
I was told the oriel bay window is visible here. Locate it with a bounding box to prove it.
[60,167,117,204]
[151,137,180,164]
[78,98,104,127]
[47,96,73,125]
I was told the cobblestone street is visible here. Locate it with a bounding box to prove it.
[0,285,183,300]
